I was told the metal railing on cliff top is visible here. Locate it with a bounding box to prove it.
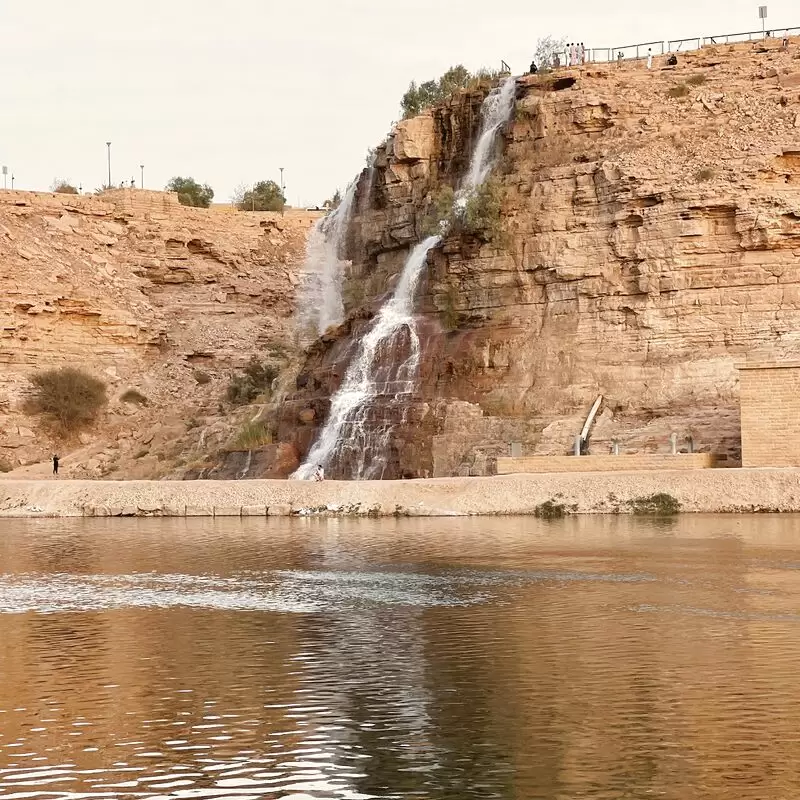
[578,25,800,65]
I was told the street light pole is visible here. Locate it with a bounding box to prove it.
[140,164,144,189]
[106,142,112,188]
[279,167,285,215]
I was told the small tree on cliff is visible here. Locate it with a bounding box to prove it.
[52,178,78,194]
[234,180,285,212]
[400,65,473,118]
[533,35,568,72]
[165,176,214,208]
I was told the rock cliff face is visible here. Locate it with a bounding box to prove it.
[282,40,800,477]
[0,188,317,477]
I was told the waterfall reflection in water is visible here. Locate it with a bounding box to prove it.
[3,515,800,799]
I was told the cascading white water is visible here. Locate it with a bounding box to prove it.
[459,75,518,199]
[297,180,358,336]
[294,76,517,480]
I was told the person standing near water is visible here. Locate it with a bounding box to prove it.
[52,455,59,477]
[314,464,325,482]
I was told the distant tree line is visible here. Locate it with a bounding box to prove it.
[161,177,285,211]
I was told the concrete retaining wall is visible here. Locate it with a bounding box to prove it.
[496,454,716,474]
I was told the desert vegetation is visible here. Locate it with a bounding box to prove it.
[628,493,681,516]
[165,176,214,208]
[51,178,78,194]
[26,367,107,435]
[400,65,502,118]
[226,358,279,406]
[233,180,285,212]
[424,178,506,243]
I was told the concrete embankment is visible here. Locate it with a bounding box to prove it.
[2,470,800,518]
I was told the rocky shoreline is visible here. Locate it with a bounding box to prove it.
[2,470,800,518]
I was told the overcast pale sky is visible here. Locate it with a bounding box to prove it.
[0,1,795,205]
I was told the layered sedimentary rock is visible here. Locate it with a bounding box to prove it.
[0,188,317,476]
[282,40,800,477]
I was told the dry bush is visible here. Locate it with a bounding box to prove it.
[667,84,691,98]
[695,167,715,182]
[193,370,211,385]
[52,178,78,194]
[120,388,148,406]
[26,367,107,434]
[687,73,708,86]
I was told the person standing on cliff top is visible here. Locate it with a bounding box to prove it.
[647,48,653,69]
[52,455,59,477]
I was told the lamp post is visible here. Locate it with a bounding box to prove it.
[106,142,112,188]
[279,167,285,215]
[140,164,144,189]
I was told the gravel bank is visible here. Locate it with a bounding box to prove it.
[2,470,800,518]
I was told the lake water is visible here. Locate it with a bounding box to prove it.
[2,515,800,799]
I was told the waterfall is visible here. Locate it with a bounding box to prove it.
[237,449,253,480]
[459,76,518,198]
[297,180,358,336]
[294,76,517,480]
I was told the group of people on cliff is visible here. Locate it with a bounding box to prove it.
[530,42,587,73]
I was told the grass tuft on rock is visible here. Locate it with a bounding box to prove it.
[232,420,273,449]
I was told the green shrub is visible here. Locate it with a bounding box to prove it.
[628,493,681,516]
[26,367,107,433]
[462,178,505,241]
[232,420,273,449]
[667,84,691,99]
[120,388,148,406]
[687,73,707,86]
[401,65,473,118]
[534,500,567,519]
[235,180,285,212]
[193,370,211,385]
[165,176,214,208]
[225,358,279,405]
[423,185,456,236]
